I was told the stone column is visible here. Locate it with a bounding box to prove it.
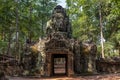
[68,53,74,76]
[45,53,51,76]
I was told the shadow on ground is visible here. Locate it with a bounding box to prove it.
[9,73,120,80]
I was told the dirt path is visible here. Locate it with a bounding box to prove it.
[9,73,120,80]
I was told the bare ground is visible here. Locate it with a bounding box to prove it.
[9,73,120,80]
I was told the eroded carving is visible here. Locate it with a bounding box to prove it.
[46,5,72,38]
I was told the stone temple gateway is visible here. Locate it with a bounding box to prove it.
[45,5,74,76]
[29,5,97,77]
[1,5,120,79]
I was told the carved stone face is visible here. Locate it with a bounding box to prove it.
[46,5,71,37]
[52,13,64,30]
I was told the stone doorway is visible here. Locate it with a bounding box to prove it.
[52,54,67,76]
[45,49,74,76]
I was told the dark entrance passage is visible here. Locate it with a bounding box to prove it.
[46,49,74,76]
[51,54,67,76]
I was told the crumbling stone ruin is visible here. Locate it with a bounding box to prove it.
[0,54,22,77]
[20,5,120,77]
[96,57,120,73]
[23,5,97,76]
[1,5,120,77]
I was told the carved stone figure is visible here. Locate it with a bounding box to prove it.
[46,5,72,38]
[80,42,97,73]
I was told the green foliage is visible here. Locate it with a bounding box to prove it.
[0,0,58,55]
[0,40,8,54]
[66,0,120,57]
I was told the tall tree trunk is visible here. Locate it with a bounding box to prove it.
[41,0,45,38]
[15,0,19,60]
[99,2,105,58]
[1,30,5,41]
[7,29,11,55]
[41,19,44,38]
[118,42,120,57]
[28,5,32,43]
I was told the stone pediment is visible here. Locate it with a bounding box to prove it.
[45,38,70,50]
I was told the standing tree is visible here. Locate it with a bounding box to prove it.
[99,1,105,58]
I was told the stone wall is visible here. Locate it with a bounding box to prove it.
[96,58,120,73]
[73,41,97,74]
[0,54,21,76]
